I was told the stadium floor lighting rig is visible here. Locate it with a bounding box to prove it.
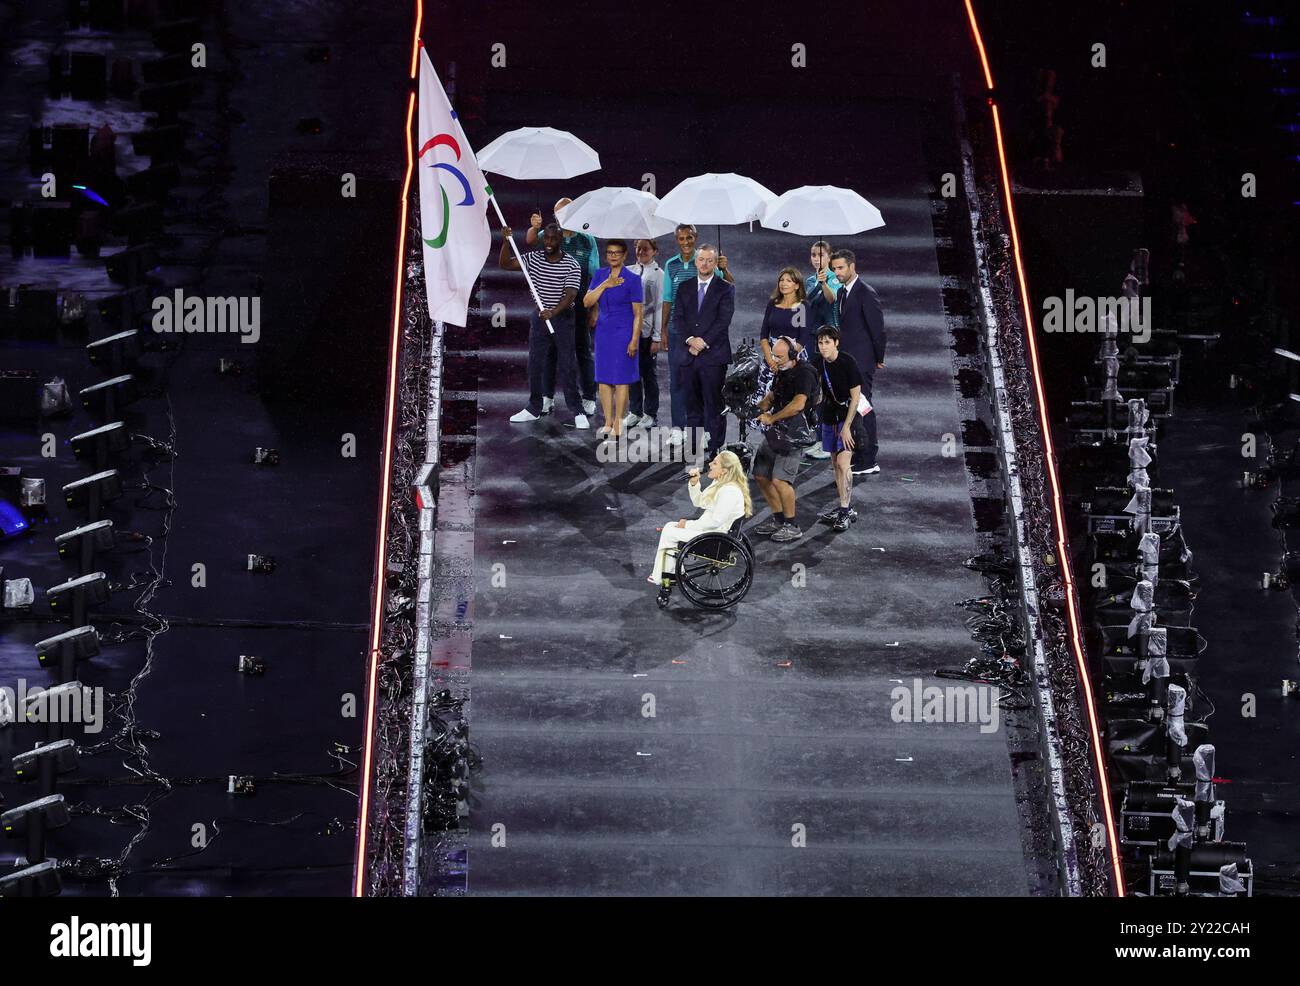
[1047,222,1252,891]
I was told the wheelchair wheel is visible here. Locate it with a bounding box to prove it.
[735,531,755,561]
[676,532,753,610]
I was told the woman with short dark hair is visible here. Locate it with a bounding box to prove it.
[584,239,643,440]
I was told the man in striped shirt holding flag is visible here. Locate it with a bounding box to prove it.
[500,222,590,430]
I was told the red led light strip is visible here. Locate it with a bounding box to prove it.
[353,0,423,899]
[962,0,995,90]
[962,1,1126,895]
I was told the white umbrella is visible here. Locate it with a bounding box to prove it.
[759,185,886,235]
[653,172,777,248]
[478,127,602,333]
[556,187,676,239]
[477,126,600,180]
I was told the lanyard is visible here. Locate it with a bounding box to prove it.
[822,362,845,405]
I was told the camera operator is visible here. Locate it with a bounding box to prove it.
[752,336,817,542]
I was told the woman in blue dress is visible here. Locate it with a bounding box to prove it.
[584,239,643,439]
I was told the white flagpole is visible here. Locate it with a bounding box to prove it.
[487,192,556,335]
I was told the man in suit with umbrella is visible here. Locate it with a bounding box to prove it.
[671,244,735,459]
[829,248,885,474]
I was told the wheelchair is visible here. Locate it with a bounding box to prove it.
[654,348,765,612]
[656,516,754,610]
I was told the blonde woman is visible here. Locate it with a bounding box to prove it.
[648,449,753,584]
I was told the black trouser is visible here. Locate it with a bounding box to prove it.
[628,336,659,420]
[851,368,879,468]
[681,360,727,457]
[574,298,596,400]
[543,301,597,403]
[667,331,690,428]
[527,310,581,416]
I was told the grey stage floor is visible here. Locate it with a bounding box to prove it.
[449,94,1032,895]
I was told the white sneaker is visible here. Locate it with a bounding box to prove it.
[510,408,540,423]
[665,428,683,446]
[804,444,830,459]
[636,414,654,428]
[623,412,639,428]
[582,399,596,415]
[574,413,590,430]
[541,397,554,415]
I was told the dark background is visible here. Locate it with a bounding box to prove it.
[978,1,1300,894]
[0,0,407,895]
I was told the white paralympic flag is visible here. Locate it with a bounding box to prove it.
[417,44,490,327]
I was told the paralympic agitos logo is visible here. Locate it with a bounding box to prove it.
[419,129,477,249]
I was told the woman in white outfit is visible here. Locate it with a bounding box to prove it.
[649,449,753,584]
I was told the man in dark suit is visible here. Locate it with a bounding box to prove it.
[671,244,735,458]
[829,248,885,473]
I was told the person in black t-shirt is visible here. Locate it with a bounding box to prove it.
[816,325,869,532]
[753,337,817,542]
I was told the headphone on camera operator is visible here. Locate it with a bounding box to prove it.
[762,337,816,453]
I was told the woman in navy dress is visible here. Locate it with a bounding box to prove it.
[760,267,809,366]
[584,239,643,439]
[752,266,813,433]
